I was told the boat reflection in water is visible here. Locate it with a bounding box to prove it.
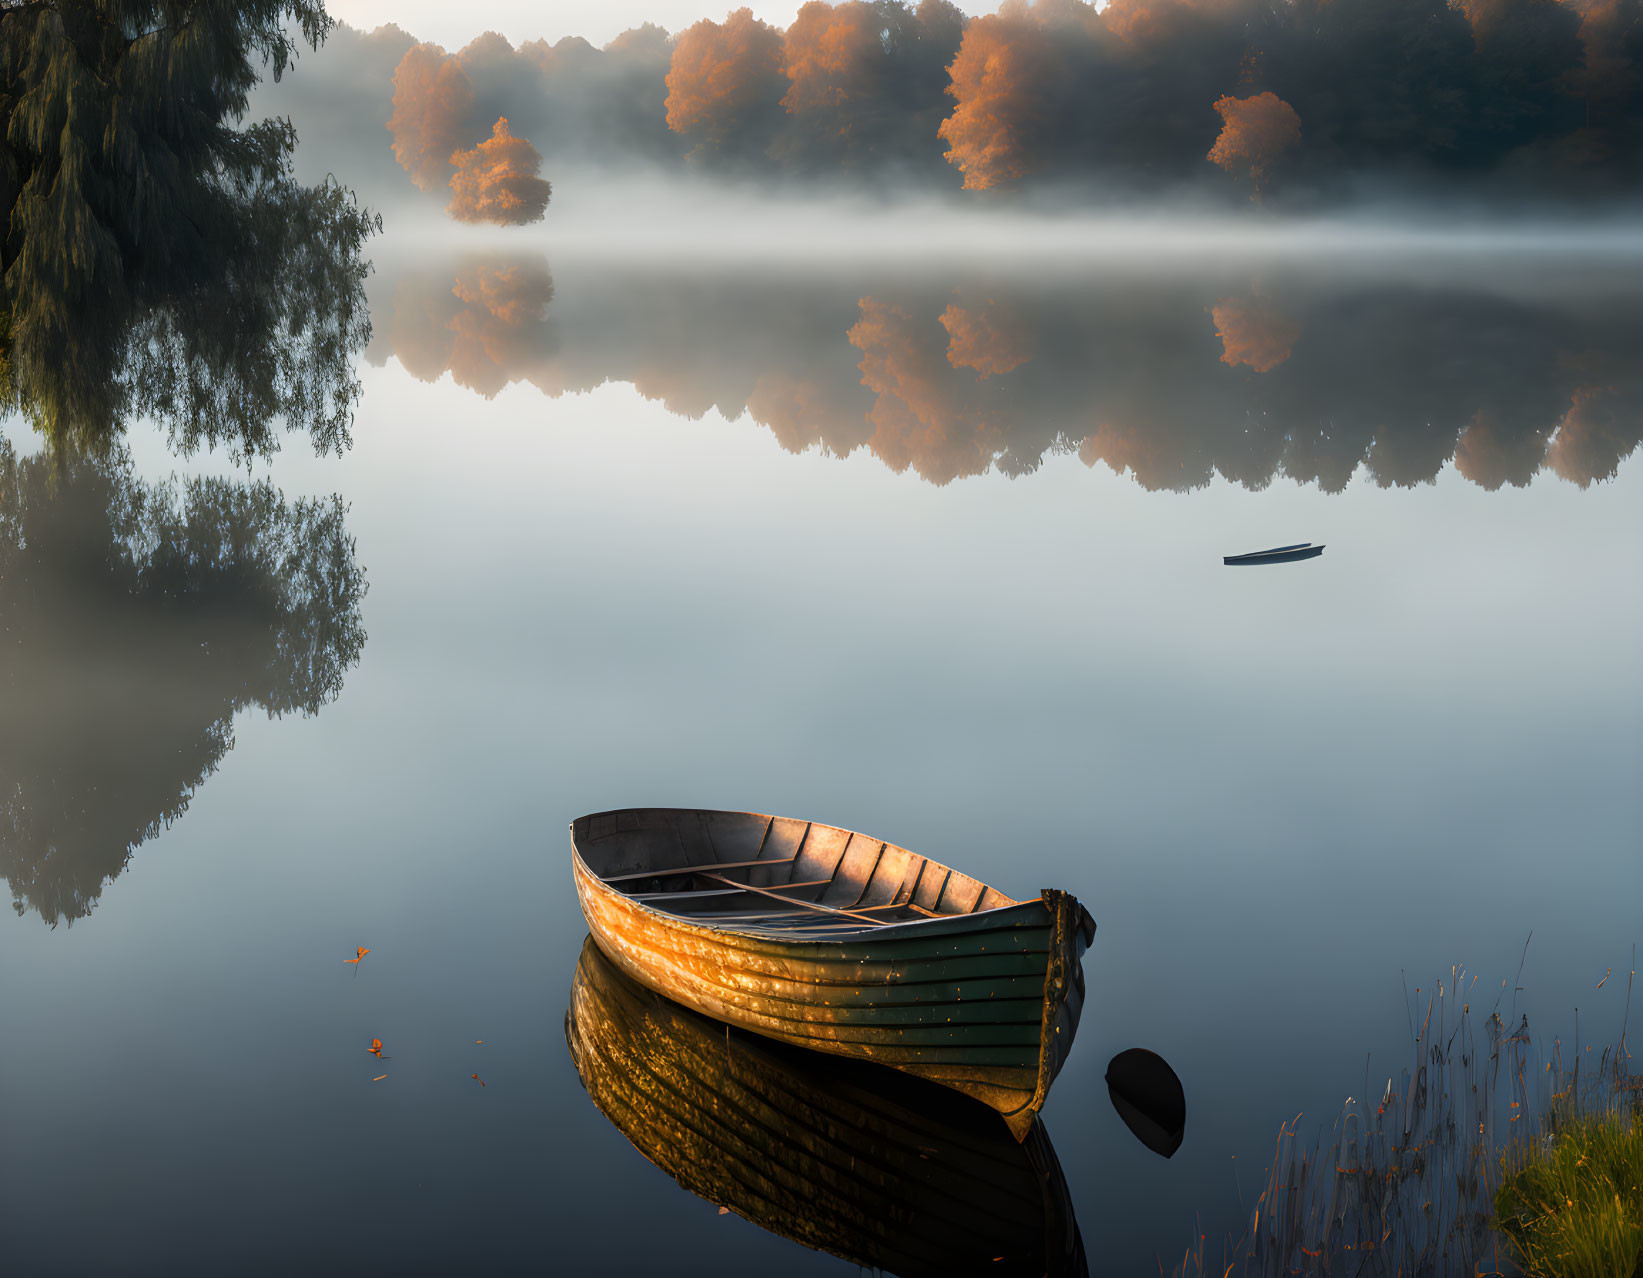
[565,936,1088,1278]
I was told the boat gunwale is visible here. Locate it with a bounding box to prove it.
[570,808,1042,948]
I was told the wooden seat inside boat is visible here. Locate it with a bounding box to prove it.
[573,808,1020,937]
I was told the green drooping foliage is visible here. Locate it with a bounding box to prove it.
[0,437,368,927]
[0,1,379,459]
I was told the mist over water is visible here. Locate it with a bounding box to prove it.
[8,0,1643,1254]
[4,185,1639,1274]
[373,173,1643,263]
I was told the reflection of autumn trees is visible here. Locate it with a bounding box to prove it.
[367,257,1642,492]
[0,443,367,928]
[848,298,1009,484]
[375,256,557,397]
[1212,296,1300,373]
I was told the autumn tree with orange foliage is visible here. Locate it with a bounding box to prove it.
[781,1,883,115]
[1559,0,1643,168]
[1456,0,1584,162]
[664,8,786,157]
[388,43,478,191]
[447,118,553,225]
[776,0,966,170]
[937,5,1075,190]
[1207,91,1300,194]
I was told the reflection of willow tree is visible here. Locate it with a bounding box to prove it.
[0,0,377,459]
[0,441,367,927]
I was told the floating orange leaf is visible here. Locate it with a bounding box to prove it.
[344,946,370,965]
[372,1075,387,1082]
[471,1073,486,1086]
[368,1039,385,1058]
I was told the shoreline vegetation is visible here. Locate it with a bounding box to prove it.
[274,1,1643,208]
[1175,944,1639,1277]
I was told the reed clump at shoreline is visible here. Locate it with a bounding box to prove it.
[1493,1086,1643,1277]
[1174,944,1637,1278]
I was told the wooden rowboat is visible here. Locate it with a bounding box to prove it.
[565,936,1089,1277]
[570,807,1096,1139]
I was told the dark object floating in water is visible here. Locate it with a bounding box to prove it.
[566,937,1089,1278]
[1105,1048,1186,1158]
[1224,542,1325,565]
[570,807,1095,1140]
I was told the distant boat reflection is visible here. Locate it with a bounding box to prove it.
[564,936,1089,1278]
[367,253,1642,493]
[0,442,367,927]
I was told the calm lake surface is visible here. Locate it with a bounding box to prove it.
[3,229,1640,1276]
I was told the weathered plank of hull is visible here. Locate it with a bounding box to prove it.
[570,808,1093,1137]
[565,937,1089,1278]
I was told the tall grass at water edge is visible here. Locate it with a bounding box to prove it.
[1493,1093,1643,1276]
[1172,944,1639,1278]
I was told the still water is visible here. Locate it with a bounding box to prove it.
[2,236,1640,1276]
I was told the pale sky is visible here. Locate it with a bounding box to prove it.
[327,0,1003,49]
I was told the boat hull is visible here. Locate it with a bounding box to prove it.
[571,809,1091,1138]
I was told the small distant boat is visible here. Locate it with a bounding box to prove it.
[1223,542,1325,565]
[566,937,1089,1278]
[570,807,1095,1139]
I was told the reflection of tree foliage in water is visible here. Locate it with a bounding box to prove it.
[0,1,378,460]
[373,255,557,398]
[371,258,1643,492]
[0,441,367,927]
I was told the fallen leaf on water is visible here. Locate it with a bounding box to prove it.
[476,1040,483,1045]
[718,1207,729,1215]
[368,1039,385,1058]
[471,1074,485,1087]
[344,947,370,965]
[372,1075,387,1082]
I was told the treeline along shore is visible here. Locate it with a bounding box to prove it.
[266,0,1643,203]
